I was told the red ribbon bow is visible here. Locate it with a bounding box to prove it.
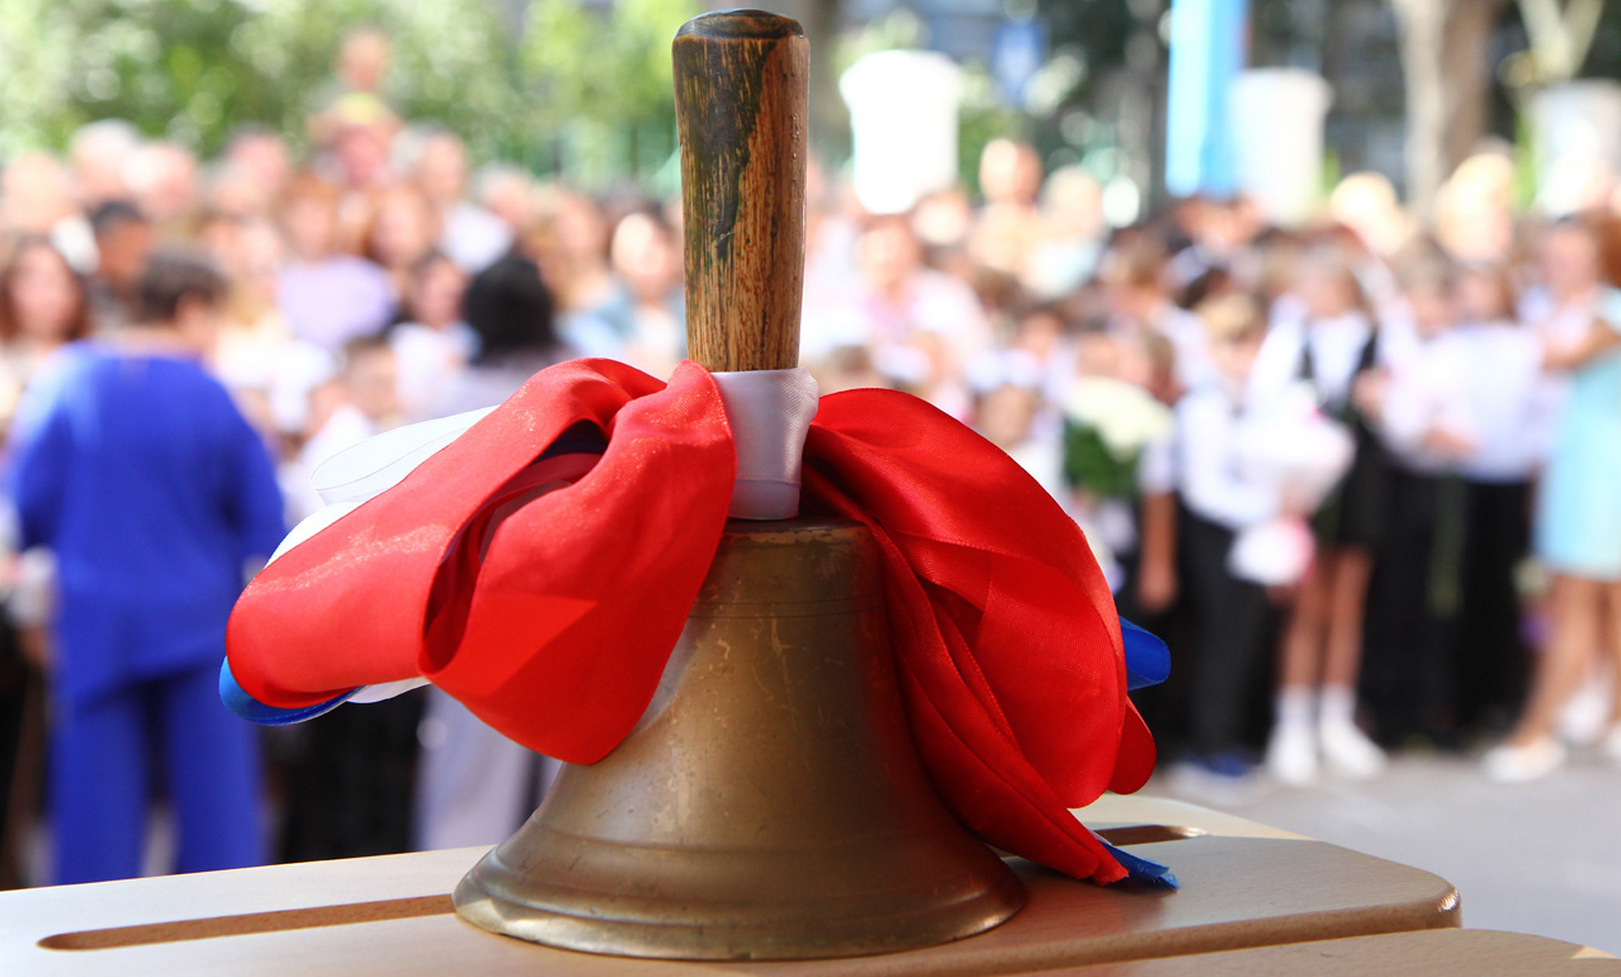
[227,358,1156,884]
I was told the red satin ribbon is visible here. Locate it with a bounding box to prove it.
[227,358,1153,884]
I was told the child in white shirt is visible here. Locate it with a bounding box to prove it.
[1449,263,1542,737]
[1356,257,1472,747]
[1173,295,1288,780]
[1256,245,1390,786]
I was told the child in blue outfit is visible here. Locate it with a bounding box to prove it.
[8,250,285,883]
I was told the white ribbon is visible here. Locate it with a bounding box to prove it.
[264,368,819,702]
[270,409,493,703]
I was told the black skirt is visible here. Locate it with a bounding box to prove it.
[1310,418,1390,551]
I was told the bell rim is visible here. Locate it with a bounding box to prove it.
[451,859,1025,961]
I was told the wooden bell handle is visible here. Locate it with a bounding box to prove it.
[673,10,808,373]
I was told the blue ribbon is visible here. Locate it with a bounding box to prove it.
[1102,838,1180,889]
[1121,616,1171,691]
[219,658,357,725]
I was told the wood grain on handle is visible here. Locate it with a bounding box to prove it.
[673,10,808,373]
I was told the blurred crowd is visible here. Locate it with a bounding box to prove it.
[1,26,1620,889]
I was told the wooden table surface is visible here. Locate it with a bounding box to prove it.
[1045,929,1620,975]
[0,795,1461,976]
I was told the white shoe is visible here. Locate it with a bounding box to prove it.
[1319,719,1387,780]
[1601,726,1621,765]
[1483,737,1566,784]
[1266,723,1318,786]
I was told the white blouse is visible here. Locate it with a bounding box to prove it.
[1377,329,1472,473]
[1249,307,1376,412]
[1452,319,1552,482]
[1175,381,1281,531]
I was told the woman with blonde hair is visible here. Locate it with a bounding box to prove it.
[1485,218,1621,781]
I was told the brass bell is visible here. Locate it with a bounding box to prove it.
[454,519,1025,959]
[456,9,1024,959]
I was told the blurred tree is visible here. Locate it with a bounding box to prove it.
[0,0,81,154]
[1579,0,1621,81]
[1509,0,1602,84]
[1034,0,1160,208]
[248,0,527,161]
[1034,0,1134,116]
[0,0,524,163]
[958,66,1031,199]
[520,0,699,191]
[1390,0,1511,216]
[723,0,844,156]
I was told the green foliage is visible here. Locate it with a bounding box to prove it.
[1512,108,1539,210]
[0,0,710,185]
[1061,420,1141,500]
[521,0,685,186]
[0,0,524,164]
[1321,146,1342,199]
[243,0,527,161]
[0,0,94,153]
[523,0,695,128]
[1033,0,1134,138]
[519,0,698,189]
[831,7,929,76]
[958,64,1029,198]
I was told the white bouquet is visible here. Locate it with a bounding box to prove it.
[1061,377,1174,500]
[1227,380,1355,586]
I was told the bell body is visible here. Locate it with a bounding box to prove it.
[454,518,1024,959]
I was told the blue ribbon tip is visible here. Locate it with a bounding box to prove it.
[219,658,359,726]
[1119,616,1171,691]
[1102,839,1179,890]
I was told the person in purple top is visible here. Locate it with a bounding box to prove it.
[275,172,395,351]
[8,250,286,883]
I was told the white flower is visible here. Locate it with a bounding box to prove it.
[1063,377,1174,458]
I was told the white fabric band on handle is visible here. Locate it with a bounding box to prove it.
[712,368,820,521]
